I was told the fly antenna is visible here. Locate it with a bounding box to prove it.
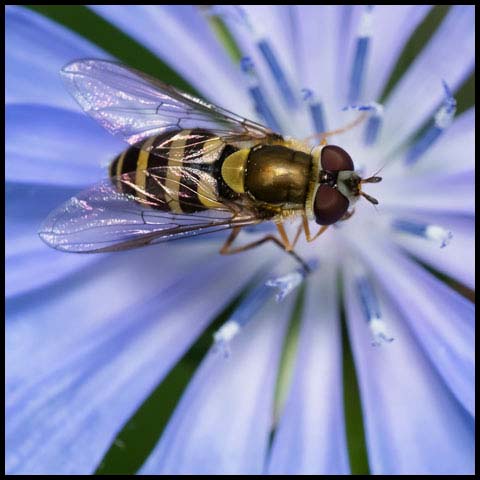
[360,191,379,205]
[361,175,382,184]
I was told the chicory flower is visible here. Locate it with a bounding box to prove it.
[6,5,474,475]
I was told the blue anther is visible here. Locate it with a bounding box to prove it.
[392,219,428,237]
[241,56,282,132]
[342,102,383,145]
[301,88,314,102]
[342,102,381,113]
[257,39,297,109]
[405,80,456,166]
[440,80,456,116]
[356,275,381,322]
[348,6,374,103]
[266,259,319,302]
[364,115,382,145]
[213,280,272,355]
[392,219,453,248]
[241,56,255,74]
[405,127,443,166]
[230,283,272,328]
[348,37,370,103]
[309,103,326,135]
[249,85,282,132]
[302,88,326,134]
[354,262,394,346]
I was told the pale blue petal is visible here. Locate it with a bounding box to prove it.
[6,182,99,297]
[139,278,292,475]
[6,5,110,109]
[267,263,350,474]
[333,6,364,107]
[90,5,254,118]
[294,6,338,101]
[352,236,474,417]
[6,105,124,186]
[363,5,431,101]
[379,5,475,153]
[6,248,269,474]
[378,169,474,215]
[344,263,474,474]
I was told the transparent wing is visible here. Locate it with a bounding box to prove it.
[61,59,280,145]
[38,171,262,253]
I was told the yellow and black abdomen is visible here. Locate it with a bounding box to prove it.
[109,129,238,213]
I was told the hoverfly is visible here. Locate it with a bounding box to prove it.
[39,59,381,272]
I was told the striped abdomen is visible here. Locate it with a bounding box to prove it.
[109,129,237,213]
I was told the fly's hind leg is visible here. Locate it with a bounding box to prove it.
[220,225,311,273]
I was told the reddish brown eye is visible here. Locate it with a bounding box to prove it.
[314,185,349,225]
[321,145,354,171]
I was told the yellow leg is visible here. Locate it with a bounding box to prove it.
[304,113,368,145]
[340,208,356,222]
[275,222,303,251]
[220,225,310,272]
[219,220,329,271]
[302,215,329,242]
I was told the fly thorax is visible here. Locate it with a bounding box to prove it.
[244,145,311,204]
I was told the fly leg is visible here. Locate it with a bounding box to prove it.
[220,225,311,273]
[303,113,368,145]
[339,208,356,221]
[301,215,330,241]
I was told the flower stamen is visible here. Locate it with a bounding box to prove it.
[302,88,326,135]
[241,56,282,132]
[256,38,298,109]
[392,219,453,248]
[405,80,457,165]
[213,282,271,357]
[342,101,384,145]
[213,259,318,356]
[348,5,374,103]
[224,6,298,109]
[266,259,319,302]
[354,265,394,346]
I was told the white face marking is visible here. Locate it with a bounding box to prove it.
[337,171,360,201]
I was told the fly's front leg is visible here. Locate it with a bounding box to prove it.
[302,215,329,242]
[274,223,312,272]
[275,222,300,252]
[340,208,356,221]
[219,224,311,273]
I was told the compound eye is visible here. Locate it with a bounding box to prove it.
[321,145,354,171]
[313,185,349,225]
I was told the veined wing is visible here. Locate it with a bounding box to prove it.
[38,170,262,253]
[61,59,280,145]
